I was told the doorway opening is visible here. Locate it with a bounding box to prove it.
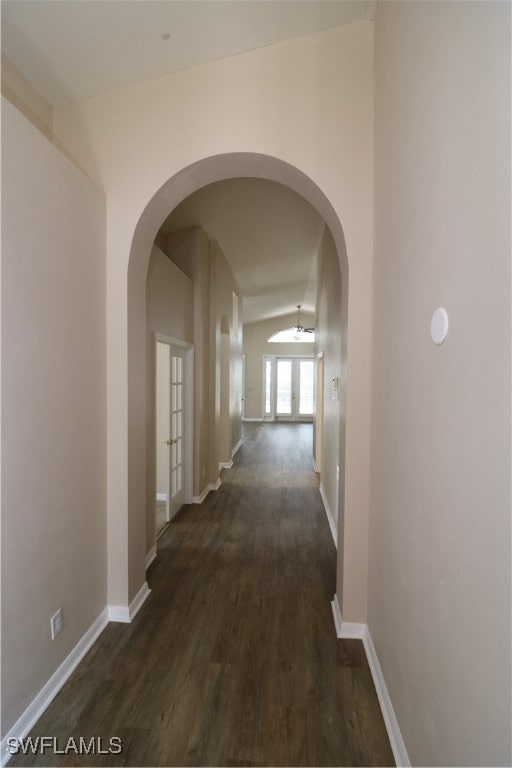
[264,356,314,421]
[125,152,350,620]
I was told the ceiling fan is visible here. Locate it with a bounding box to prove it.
[294,305,314,334]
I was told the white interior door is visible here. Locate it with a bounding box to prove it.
[156,336,193,536]
[168,348,185,519]
[156,342,170,533]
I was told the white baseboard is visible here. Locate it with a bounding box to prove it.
[232,438,243,456]
[145,545,156,569]
[1,608,109,767]
[362,627,410,767]
[319,483,337,547]
[156,493,167,502]
[219,460,233,469]
[242,417,263,422]
[331,594,343,637]
[1,582,152,766]
[193,486,209,504]
[193,478,221,504]
[331,594,410,767]
[108,581,151,623]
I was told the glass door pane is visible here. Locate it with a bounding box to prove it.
[265,358,272,416]
[169,350,185,516]
[299,360,314,416]
[276,359,292,415]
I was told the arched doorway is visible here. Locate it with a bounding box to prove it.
[119,153,349,621]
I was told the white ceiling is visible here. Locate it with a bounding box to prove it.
[1,0,366,325]
[160,179,324,325]
[1,0,376,108]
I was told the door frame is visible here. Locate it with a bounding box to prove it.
[314,351,324,473]
[154,333,194,525]
[262,354,275,420]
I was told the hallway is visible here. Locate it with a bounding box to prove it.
[10,424,393,767]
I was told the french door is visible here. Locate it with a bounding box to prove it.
[166,348,185,519]
[272,357,314,420]
[155,335,193,536]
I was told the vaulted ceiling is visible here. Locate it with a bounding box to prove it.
[160,178,324,325]
[1,0,376,107]
[1,0,372,324]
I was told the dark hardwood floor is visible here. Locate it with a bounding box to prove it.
[9,423,394,767]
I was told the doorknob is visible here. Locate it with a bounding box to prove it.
[164,439,178,445]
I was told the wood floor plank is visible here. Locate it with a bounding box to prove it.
[9,423,394,767]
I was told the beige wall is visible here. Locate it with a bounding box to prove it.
[315,228,344,542]
[4,8,509,763]
[53,21,374,617]
[209,241,242,477]
[167,227,218,496]
[146,244,194,552]
[243,314,316,420]
[1,98,107,734]
[165,230,241,489]
[166,228,211,496]
[370,2,511,765]
[146,244,194,343]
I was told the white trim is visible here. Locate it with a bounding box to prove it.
[319,482,337,547]
[330,594,410,768]
[156,493,167,502]
[1,609,109,767]
[193,487,209,504]
[263,354,275,420]
[331,594,343,637]
[242,417,263,422]
[145,545,156,569]
[311,455,318,473]
[108,606,129,623]
[154,333,194,519]
[193,479,221,504]
[242,354,246,420]
[108,581,151,624]
[232,438,242,456]
[154,332,193,348]
[339,621,366,639]
[219,460,233,469]
[128,582,151,620]
[362,628,410,767]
